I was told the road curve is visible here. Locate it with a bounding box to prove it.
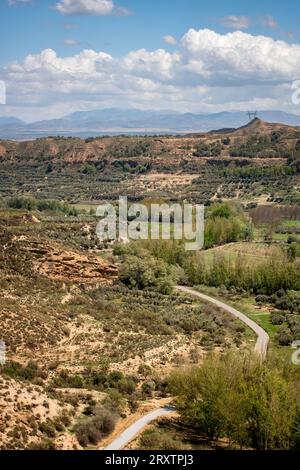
[175,286,269,361]
[105,407,174,450]
[104,287,269,450]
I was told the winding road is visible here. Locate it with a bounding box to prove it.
[105,407,174,450]
[176,286,269,361]
[104,287,269,450]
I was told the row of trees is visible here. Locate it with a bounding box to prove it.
[115,202,299,296]
[221,165,294,180]
[117,240,299,296]
[184,250,300,295]
[6,196,78,216]
[250,205,300,225]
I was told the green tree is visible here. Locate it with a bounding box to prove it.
[170,351,300,449]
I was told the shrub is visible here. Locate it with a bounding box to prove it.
[104,389,126,413]
[138,364,153,378]
[1,361,46,381]
[117,378,136,395]
[142,380,156,397]
[39,420,56,438]
[74,406,117,447]
[81,163,97,175]
[270,312,286,325]
[28,439,56,450]
[277,328,293,346]
[7,196,36,211]
[52,370,84,388]
[139,428,183,450]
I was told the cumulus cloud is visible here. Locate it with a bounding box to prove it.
[122,49,180,81]
[9,48,113,73]
[2,28,300,119]
[220,15,251,30]
[55,0,129,16]
[181,29,300,83]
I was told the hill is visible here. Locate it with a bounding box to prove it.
[0,118,299,205]
[231,117,296,136]
[1,109,300,139]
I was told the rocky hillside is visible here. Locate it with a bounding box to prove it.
[0,120,299,204]
[0,119,299,164]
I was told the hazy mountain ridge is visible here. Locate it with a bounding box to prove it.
[1,109,300,139]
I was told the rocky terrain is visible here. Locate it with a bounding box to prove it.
[0,206,248,450]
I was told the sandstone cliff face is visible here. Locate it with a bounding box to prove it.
[26,241,117,283]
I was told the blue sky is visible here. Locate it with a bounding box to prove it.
[1,0,300,120]
[1,0,300,64]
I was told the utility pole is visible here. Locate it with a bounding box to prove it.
[247,111,258,121]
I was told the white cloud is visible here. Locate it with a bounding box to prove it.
[220,15,251,30]
[163,35,177,46]
[181,29,300,83]
[9,48,113,73]
[55,0,129,16]
[122,49,180,80]
[2,28,300,120]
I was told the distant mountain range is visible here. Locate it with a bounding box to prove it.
[1,109,300,139]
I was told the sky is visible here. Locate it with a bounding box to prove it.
[1,0,300,121]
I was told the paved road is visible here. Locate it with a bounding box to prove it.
[104,287,269,450]
[176,286,269,361]
[105,407,174,450]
